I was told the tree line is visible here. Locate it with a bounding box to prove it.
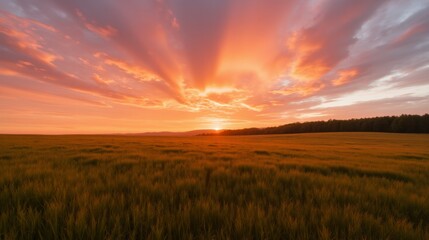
[205,114,429,136]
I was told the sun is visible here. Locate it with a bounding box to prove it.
[212,123,223,131]
[209,118,225,131]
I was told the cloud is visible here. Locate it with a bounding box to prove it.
[1,0,429,133]
[331,69,359,86]
[287,0,387,81]
[0,11,122,98]
[94,52,160,83]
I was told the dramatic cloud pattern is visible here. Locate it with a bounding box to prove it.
[1,0,428,133]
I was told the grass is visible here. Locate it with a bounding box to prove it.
[1,132,429,239]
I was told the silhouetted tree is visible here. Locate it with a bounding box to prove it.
[204,114,429,136]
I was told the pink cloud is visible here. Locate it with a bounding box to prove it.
[1,0,428,133]
[331,69,359,86]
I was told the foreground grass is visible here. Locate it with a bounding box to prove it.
[1,133,429,239]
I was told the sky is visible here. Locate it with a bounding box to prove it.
[1,0,429,134]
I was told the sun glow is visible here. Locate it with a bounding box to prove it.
[209,118,226,131]
[212,125,222,131]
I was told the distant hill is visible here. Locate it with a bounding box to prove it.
[201,114,429,136]
[127,129,218,136]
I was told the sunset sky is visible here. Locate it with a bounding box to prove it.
[1,0,429,134]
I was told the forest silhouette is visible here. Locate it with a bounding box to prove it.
[206,114,429,136]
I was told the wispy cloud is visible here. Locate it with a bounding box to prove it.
[1,0,428,133]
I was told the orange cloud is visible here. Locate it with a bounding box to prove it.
[332,69,359,86]
[76,9,117,37]
[273,82,325,97]
[285,0,387,83]
[0,13,58,65]
[92,73,110,86]
[285,32,330,82]
[290,59,331,82]
[0,68,19,76]
[94,53,160,82]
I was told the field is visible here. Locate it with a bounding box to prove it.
[1,133,429,239]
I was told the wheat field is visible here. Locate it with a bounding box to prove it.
[1,133,429,239]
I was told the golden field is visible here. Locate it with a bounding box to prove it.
[1,133,429,239]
